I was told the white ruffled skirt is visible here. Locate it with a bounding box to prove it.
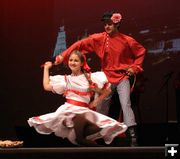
[28,103,127,145]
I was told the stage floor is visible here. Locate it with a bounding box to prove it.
[1,123,179,159]
[0,147,164,159]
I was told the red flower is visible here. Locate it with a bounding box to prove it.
[111,13,122,23]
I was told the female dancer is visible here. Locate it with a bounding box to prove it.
[28,50,127,146]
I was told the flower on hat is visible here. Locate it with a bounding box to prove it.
[111,13,122,24]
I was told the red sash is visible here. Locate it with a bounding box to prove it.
[66,99,89,107]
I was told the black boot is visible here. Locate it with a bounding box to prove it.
[128,126,138,147]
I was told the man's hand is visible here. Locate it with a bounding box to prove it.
[127,68,135,76]
[55,55,64,65]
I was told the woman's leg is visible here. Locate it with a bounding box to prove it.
[73,114,101,146]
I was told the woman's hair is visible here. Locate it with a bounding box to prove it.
[69,50,85,64]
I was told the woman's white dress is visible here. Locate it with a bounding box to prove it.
[28,72,127,145]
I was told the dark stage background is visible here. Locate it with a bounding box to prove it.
[0,0,180,143]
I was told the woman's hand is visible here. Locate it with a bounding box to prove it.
[44,61,53,69]
[89,99,99,109]
[89,87,112,110]
[43,61,53,91]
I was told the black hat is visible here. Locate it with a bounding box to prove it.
[101,11,122,24]
[101,11,114,21]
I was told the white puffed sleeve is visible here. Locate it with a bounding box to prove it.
[49,75,66,94]
[91,71,110,89]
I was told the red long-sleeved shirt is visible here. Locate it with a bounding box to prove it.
[58,32,146,84]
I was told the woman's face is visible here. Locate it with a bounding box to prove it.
[68,53,83,73]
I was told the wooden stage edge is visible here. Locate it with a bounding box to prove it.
[0,146,165,159]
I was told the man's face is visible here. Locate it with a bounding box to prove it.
[103,20,118,36]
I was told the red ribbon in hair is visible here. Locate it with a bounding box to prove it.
[82,55,91,72]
